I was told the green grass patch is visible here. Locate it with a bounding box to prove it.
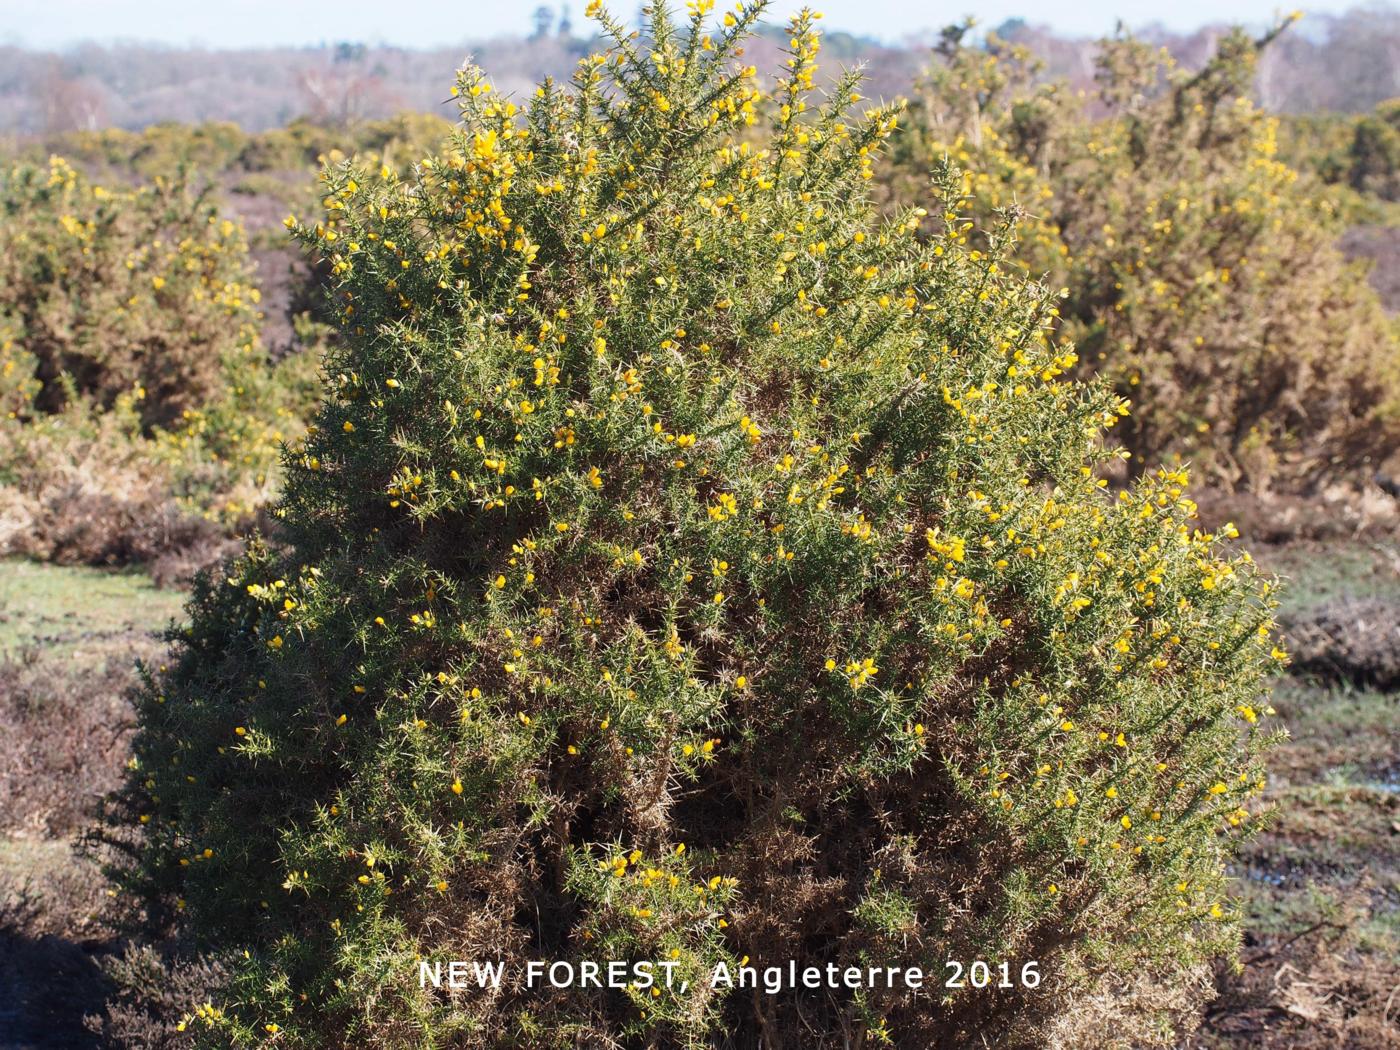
[1231,641,1399,989]
[0,558,185,659]
[1262,538,1400,617]
[1268,678,1398,784]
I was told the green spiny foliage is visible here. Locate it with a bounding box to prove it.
[114,4,1281,1046]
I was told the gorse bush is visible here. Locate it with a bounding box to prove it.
[0,157,318,564]
[889,22,1400,491]
[879,24,1065,273]
[114,4,1281,1046]
[37,122,252,187]
[1277,99,1400,211]
[1340,98,1400,203]
[0,368,314,567]
[0,156,263,427]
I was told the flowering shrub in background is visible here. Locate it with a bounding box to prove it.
[111,4,1280,1047]
[1333,99,1400,203]
[0,158,316,564]
[887,21,1400,491]
[0,156,264,425]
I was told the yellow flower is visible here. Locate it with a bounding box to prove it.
[844,657,878,689]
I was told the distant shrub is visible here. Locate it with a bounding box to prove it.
[236,112,454,173]
[1277,101,1400,212]
[0,350,317,569]
[113,4,1280,1047]
[0,156,265,426]
[1344,99,1400,202]
[890,22,1400,491]
[44,122,252,183]
[0,157,319,566]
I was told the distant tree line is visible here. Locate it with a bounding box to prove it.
[1,5,1397,137]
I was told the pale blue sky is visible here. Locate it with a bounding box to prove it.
[0,0,1371,49]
